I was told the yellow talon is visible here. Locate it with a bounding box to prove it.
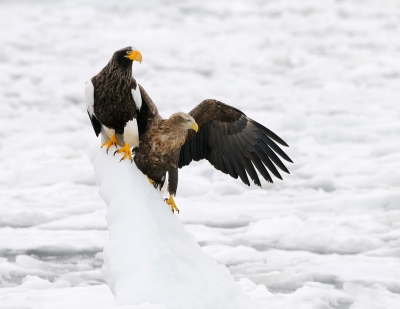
[165,194,179,214]
[147,176,155,186]
[101,135,120,152]
[114,143,133,161]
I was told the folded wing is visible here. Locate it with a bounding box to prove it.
[178,99,292,186]
[85,80,102,136]
[136,84,162,137]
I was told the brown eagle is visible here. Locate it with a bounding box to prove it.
[134,99,292,213]
[85,46,155,161]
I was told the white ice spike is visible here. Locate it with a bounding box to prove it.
[93,148,256,309]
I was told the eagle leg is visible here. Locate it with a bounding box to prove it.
[147,176,155,186]
[165,194,179,214]
[113,143,133,161]
[101,135,120,153]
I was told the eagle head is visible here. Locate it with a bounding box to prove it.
[170,112,199,133]
[113,46,143,68]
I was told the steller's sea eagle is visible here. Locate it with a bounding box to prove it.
[134,99,293,213]
[85,46,156,161]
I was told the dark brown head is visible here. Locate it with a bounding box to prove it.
[110,46,143,69]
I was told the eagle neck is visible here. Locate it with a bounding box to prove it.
[92,59,133,104]
[149,120,189,155]
[108,64,132,80]
[99,56,133,82]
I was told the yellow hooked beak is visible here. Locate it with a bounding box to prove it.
[126,50,142,63]
[190,122,199,132]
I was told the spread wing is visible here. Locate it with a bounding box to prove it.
[85,80,101,136]
[178,99,292,186]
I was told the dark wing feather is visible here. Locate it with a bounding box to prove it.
[137,84,161,137]
[178,99,292,186]
[88,111,102,137]
[231,134,261,186]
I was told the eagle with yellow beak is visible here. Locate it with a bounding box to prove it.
[134,100,292,213]
[85,46,153,161]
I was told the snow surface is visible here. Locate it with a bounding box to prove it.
[1,0,400,308]
[95,148,255,309]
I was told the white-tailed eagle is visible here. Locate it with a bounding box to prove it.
[134,99,292,213]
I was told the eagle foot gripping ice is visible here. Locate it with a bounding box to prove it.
[102,135,120,153]
[113,144,133,162]
[165,195,179,214]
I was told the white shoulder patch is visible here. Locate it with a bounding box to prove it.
[131,85,142,111]
[85,80,95,116]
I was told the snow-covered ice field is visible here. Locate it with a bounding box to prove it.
[1,0,400,308]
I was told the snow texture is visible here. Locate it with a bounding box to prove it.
[95,148,254,309]
[1,0,400,308]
